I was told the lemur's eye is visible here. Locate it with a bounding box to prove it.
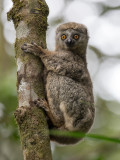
[61,34,67,40]
[73,34,79,40]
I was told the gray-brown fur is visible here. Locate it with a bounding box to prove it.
[21,22,95,144]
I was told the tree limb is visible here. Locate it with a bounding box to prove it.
[7,0,52,159]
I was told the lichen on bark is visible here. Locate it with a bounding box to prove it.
[7,0,52,159]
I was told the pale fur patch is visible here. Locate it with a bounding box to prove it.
[82,108,92,123]
[60,101,74,131]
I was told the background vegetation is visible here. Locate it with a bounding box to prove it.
[0,0,120,159]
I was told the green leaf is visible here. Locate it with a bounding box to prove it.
[50,130,120,144]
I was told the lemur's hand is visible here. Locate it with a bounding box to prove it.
[21,42,43,56]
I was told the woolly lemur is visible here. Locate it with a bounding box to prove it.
[21,22,95,144]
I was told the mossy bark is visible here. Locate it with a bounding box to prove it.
[7,0,52,159]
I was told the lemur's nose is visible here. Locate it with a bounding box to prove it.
[66,39,75,46]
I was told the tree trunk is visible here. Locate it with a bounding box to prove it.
[7,0,52,159]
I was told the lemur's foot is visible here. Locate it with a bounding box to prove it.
[34,98,49,112]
